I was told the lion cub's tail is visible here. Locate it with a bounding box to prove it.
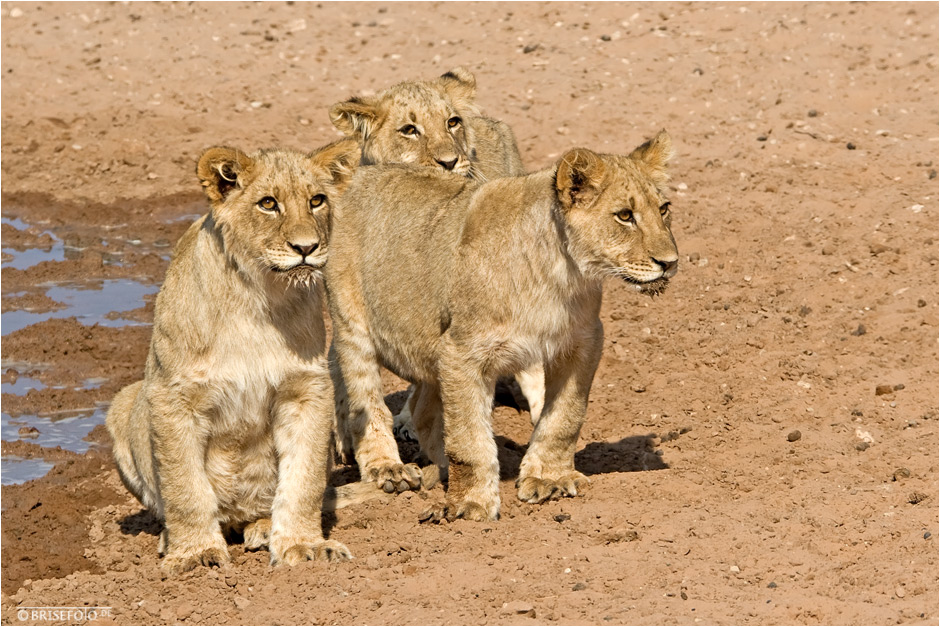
[323,482,393,510]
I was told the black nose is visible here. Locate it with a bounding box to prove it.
[289,241,319,257]
[654,257,678,277]
[436,157,458,171]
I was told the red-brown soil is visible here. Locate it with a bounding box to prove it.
[1,2,937,625]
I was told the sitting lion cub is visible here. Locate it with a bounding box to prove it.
[326,131,678,522]
[106,139,363,573]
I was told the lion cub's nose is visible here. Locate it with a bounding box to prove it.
[654,257,679,278]
[436,156,458,171]
[289,241,319,257]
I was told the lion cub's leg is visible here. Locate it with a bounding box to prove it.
[149,389,230,575]
[269,371,352,565]
[429,340,500,522]
[330,317,422,493]
[517,319,604,504]
[392,385,419,442]
[515,363,546,425]
[409,381,447,488]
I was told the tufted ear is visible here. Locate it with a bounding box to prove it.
[438,67,477,105]
[629,129,673,186]
[555,148,608,211]
[196,146,253,205]
[310,138,361,193]
[329,96,384,140]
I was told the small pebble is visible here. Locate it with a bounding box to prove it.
[807,109,818,117]
[850,324,866,336]
[553,513,571,523]
[680,591,688,600]
[767,582,777,589]
[787,430,801,442]
[929,169,937,180]
[893,383,905,391]
[757,134,768,142]
[855,442,870,452]
[600,34,611,41]
[875,384,894,396]
[893,467,911,481]
[917,299,927,307]
[908,492,927,505]
[846,142,856,150]
[572,582,588,591]
[18,426,40,438]
[895,585,906,598]
[729,565,741,573]
[632,384,646,393]
[522,44,539,54]
[924,532,932,540]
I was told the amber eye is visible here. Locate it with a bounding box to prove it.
[660,202,671,216]
[399,124,419,137]
[310,194,326,209]
[447,116,462,129]
[614,209,635,224]
[258,197,278,212]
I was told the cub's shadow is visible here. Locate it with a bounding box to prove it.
[492,434,669,480]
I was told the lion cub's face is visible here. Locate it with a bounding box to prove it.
[330,68,481,178]
[196,140,360,287]
[556,131,679,295]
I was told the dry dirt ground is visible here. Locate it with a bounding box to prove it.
[1,2,938,625]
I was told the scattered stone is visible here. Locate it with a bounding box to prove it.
[917,298,927,307]
[846,142,856,150]
[680,590,688,600]
[767,582,777,589]
[553,513,571,523]
[603,528,639,544]
[688,252,701,263]
[631,384,646,393]
[855,442,870,452]
[502,600,535,617]
[929,169,937,180]
[729,565,741,573]
[233,595,251,610]
[572,582,588,591]
[600,34,611,41]
[692,67,704,75]
[850,324,866,336]
[225,575,238,587]
[798,305,812,317]
[875,384,894,396]
[893,383,905,391]
[851,409,863,417]
[787,430,801,442]
[893,468,911,481]
[895,585,906,598]
[522,44,539,53]
[679,426,693,434]
[924,532,932,540]
[757,134,768,142]
[808,109,818,117]
[869,243,892,255]
[908,492,927,505]
[18,426,39,438]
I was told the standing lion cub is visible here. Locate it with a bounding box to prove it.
[106,139,364,573]
[326,131,678,522]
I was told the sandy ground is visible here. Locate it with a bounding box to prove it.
[1,1,938,625]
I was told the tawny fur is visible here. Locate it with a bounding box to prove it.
[325,131,679,522]
[105,139,383,574]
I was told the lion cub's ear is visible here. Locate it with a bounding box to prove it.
[629,129,673,187]
[310,138,361,194]
[330,96,384,140]
[555,148,608,211]
[438,67,477,105]
[196,147,253,205]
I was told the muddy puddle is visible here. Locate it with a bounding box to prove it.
[1,279,158,335]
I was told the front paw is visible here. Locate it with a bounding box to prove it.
[162,544,231,575]
[418,496,498,523]
[364,461,422,493]
[271,538,352,566]
[242,518,271,550]
[517,471,589,504]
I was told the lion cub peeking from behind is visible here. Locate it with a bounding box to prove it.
[326,131,678,522]
[329,67,548,479]
[106,139,362,574]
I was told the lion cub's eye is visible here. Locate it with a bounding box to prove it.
[614,209,635,225]
[447,116,462,129]
[660,202,671,216]
[309,194,326,210]
[258,197,278,213]
[399,124,419,137]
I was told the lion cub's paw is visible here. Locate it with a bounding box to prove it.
[271,539,353,566]
[367,462,423,493]
[162,545,231,575]
[418,498,498,523]
[517,471,590,504]
[243,518,272,550]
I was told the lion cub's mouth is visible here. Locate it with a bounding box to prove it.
[272,261,325,286]
[622,275,670,296]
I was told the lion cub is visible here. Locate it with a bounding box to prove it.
[326,131,678,522]
[106,139,360,573]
